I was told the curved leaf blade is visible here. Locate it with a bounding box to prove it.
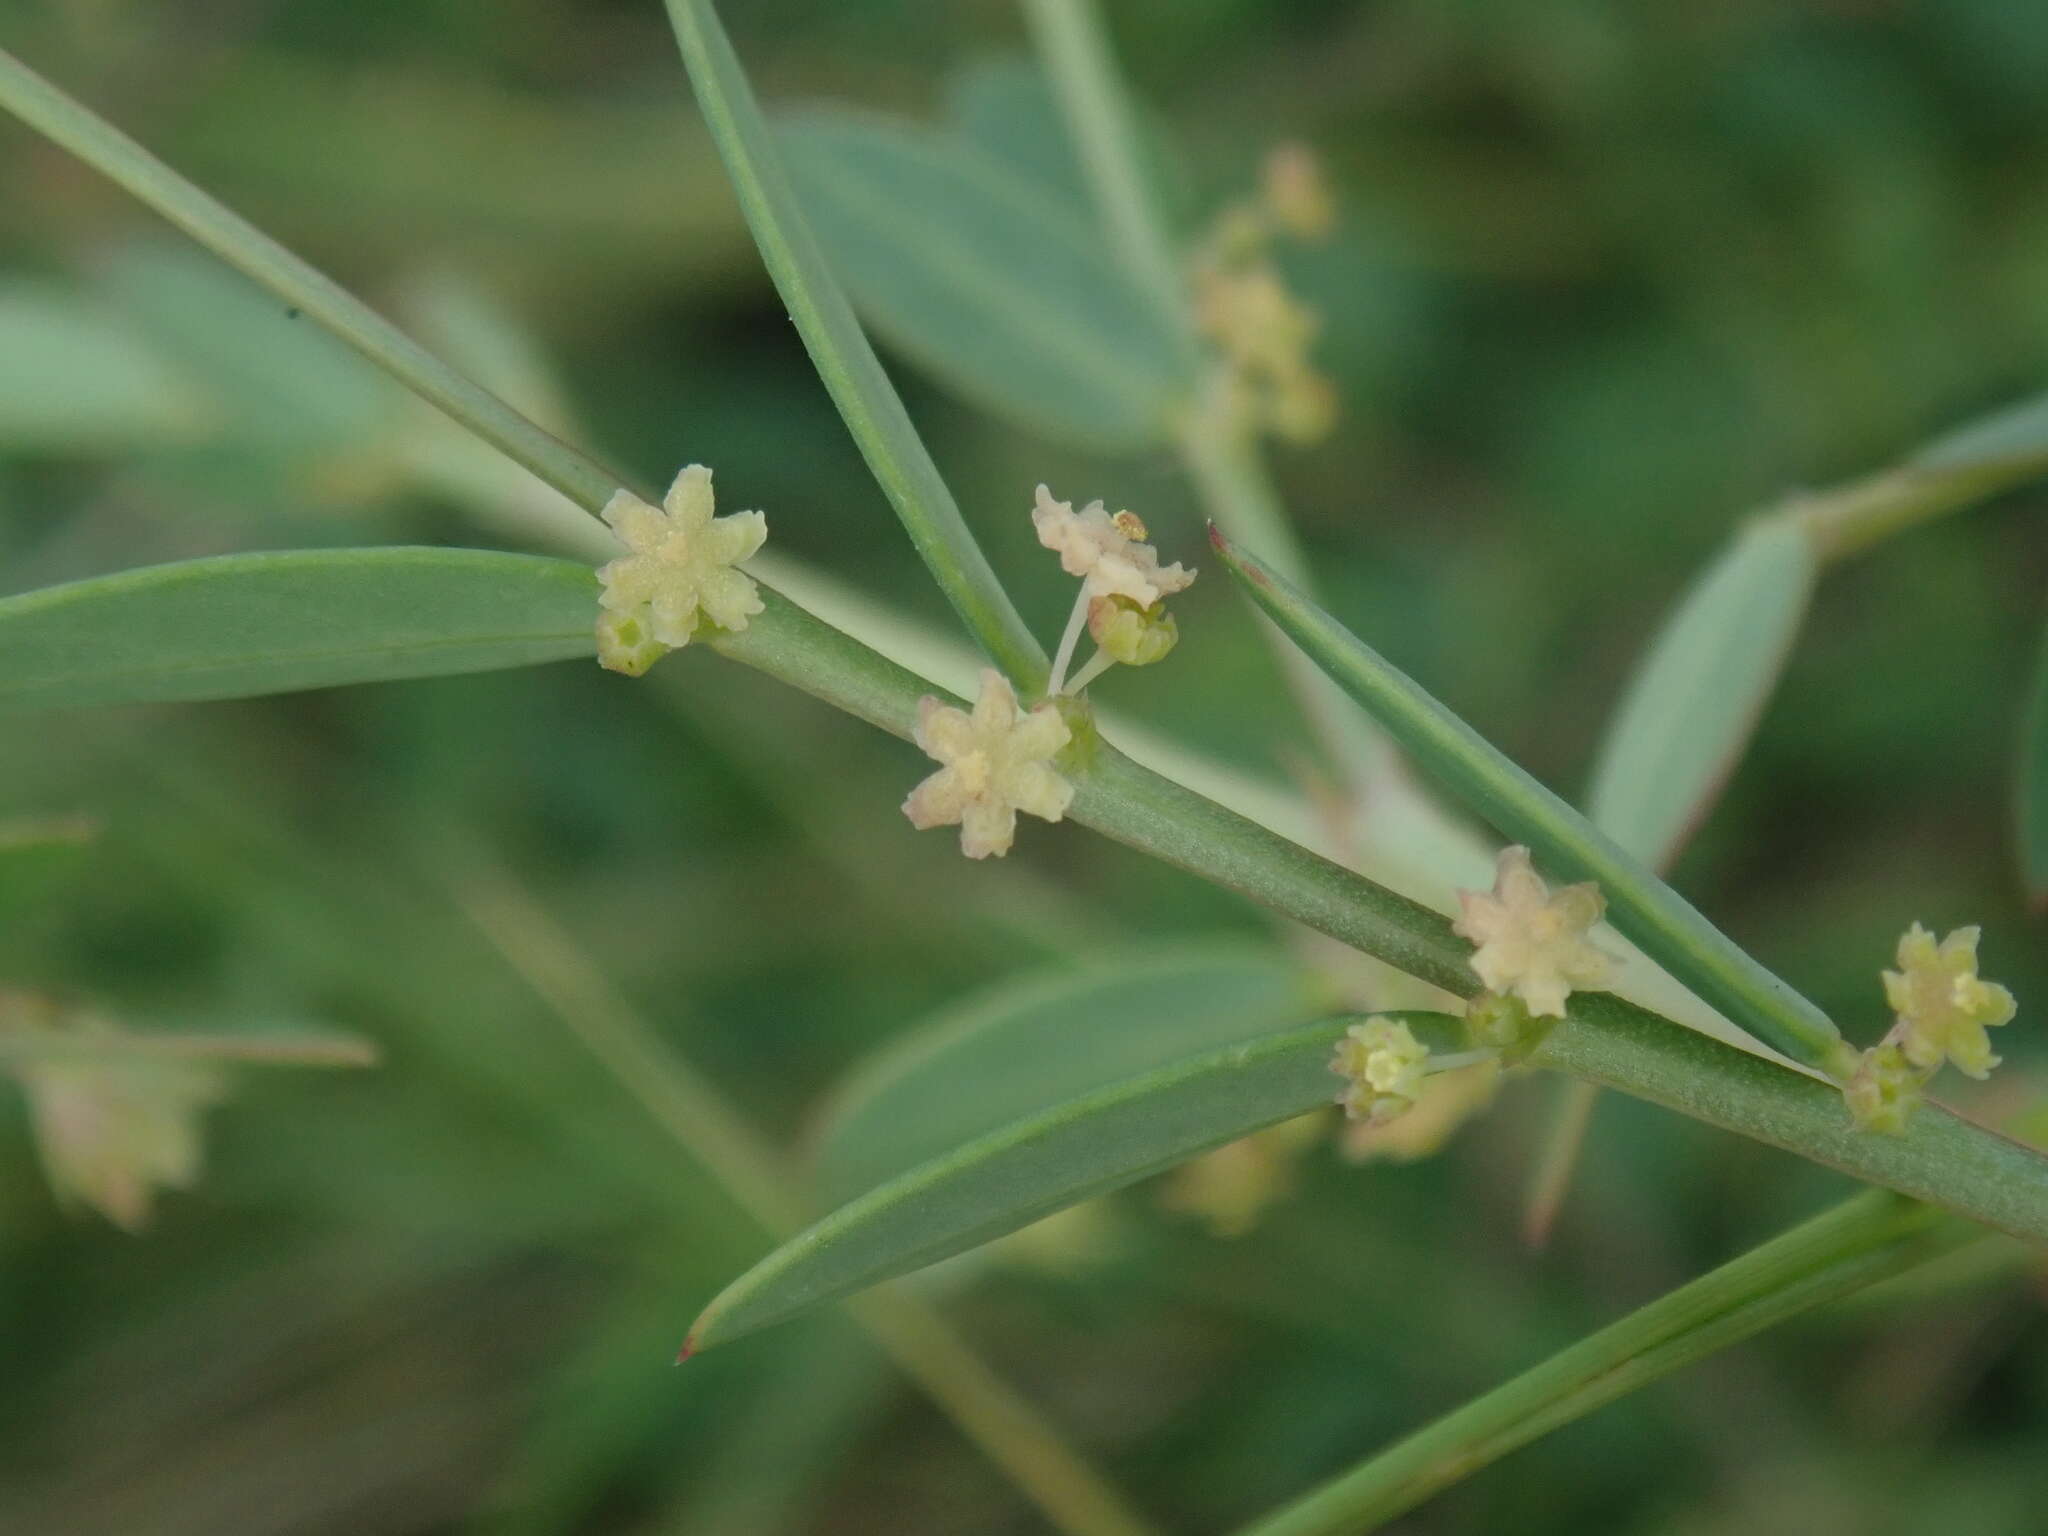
[1587,517,1817,870]
[0,548,599,713]
[1210,527,1842,1068]
[776,108,1194,453]
[811,942,1322,1203]
[689,1013,1464,1353]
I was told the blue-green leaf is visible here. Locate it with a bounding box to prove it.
[1587,518,1817,870]
[776,108,1196,453]
[689,1013,1463,1353]
[0,548,599,713]
[811,942,1323,1203]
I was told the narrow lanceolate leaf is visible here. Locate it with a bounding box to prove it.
[0,549,599,713]
[1212,528,1842,1069]
[689,1014,1465,1353]
[811,943,1321,1203]
[1587,517,1817,872]
[1238,1191,1965,1536]
[777,109,1194,454]
[2019,616,2048,907]
[659,0,1049,690]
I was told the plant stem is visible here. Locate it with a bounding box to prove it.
[1018,0,1188,336]
[1214,529,1844,1069]
[0,46,623,518]
[1063,647,1116,695]
[455,859,1159,1536]
[660,0,1050,690]
[1235,1190,1970,1536]
[1048,586,1092,696]
[1021,0,1395,788]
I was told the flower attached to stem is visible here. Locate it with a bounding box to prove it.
[595,464,766,675]
[1453,846,1615,1019]
[1838,923,2017,1134]
[1032,488,1195,608]
[1032,487,1195,694]
[1330,1016,1429,1126]
[1883,923,2015,1079]
[902,669,1074,859]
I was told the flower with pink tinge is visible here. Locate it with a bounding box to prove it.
[902,670,1073,859]
[1452,846,1615,1019]
[1031,485,1195,607]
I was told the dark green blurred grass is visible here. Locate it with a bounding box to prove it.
[2,1,2046,1532]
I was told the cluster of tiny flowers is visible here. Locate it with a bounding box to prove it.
[1188,143,1340,445]
[1453,846,1615,1019]
[1329,1017,1430,1126]
[901,669,1073,860]
[1838,924,2017,1134]
[900,488,1198,861]
[1031,485,1196,693]
[594,464,766,676]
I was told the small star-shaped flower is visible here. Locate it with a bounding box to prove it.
[1031,486,1195,607]
[902,670,1074,859]
[1882,923,2015,1079]
[595,464,766,672]
[1329,1016,1428,1125]
[1452,846,1615,1019]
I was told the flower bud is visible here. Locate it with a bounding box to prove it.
[1086,595,1179,667]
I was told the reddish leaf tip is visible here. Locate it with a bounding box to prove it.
[675,1335,698,1364]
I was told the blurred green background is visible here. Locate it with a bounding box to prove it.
[2,1,2045,1531]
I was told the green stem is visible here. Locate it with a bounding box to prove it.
[1017,0,1188,333]
[1235,1190,1970,1536]
[456,860,1158,1536]
[711,593,2048,1245]
[1791,460,2047,562]
[1213,529,1843,1069]
[0,46,623,518]
[660,0,1049,690]
[1023,0,1393,784]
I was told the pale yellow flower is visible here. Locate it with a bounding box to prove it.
[1329,1016,1429,1125]
[595,464,766,670]
[1031,486,1195,607]
[1882,923,2016,1079]
[1453,846,1615,1018]
[902,669,1073,859]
